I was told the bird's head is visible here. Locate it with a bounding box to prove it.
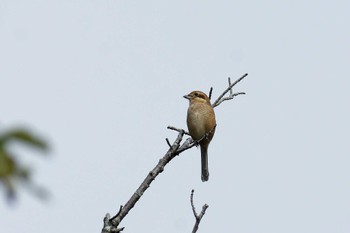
[183,91,210,104]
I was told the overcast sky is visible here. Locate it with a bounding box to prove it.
[1,1,350,233]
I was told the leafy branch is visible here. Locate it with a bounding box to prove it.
[0,127,49,202]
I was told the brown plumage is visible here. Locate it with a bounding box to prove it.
[184,91,216,182]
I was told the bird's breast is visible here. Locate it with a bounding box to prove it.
[187,103,216,140]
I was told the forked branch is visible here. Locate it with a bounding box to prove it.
[191,189,209,233]
[212,73,247,108]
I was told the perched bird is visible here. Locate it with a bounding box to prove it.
[184,91,216,182]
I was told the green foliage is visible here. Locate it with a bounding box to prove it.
[0,127,49,202]
[0,128,48,151]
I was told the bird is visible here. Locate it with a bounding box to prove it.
[184,91,216,182]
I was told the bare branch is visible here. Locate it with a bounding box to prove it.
[102,129,186,232]
[191,189,209,233]
[167,126,190,136]
[212,73,248,108]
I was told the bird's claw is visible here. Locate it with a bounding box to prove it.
[194,141,200,147]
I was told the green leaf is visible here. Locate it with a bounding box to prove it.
[0,129,49,151]
[0,151,16,177]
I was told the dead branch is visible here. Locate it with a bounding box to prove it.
[102,129,194,232]
[212,73,248,108]
[167,126,190,136]
[191,189,209,233]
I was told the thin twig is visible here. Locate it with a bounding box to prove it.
[212,73,248,108]
[167,126,190,136]
[165,138,172,148]
[191,189,209,233]
[208,87,213,100]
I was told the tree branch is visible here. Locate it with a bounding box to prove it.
[212,73,248,108]
[167,126,190,136]
[101,74,247,232]
[102,129,189,232]
[191,189,209,233]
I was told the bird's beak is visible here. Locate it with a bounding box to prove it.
[183,95,191,100]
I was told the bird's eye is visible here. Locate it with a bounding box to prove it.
[194,93,199,97]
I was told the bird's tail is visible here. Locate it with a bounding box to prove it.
[200,146,209,182]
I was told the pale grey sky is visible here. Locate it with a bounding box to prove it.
[1,1,350,232]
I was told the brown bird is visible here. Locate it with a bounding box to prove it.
[184,91,216,182]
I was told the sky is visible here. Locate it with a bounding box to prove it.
[1,0,350,232]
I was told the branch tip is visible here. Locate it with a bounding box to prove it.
[208,87,213,100]
[167,126,190,136]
